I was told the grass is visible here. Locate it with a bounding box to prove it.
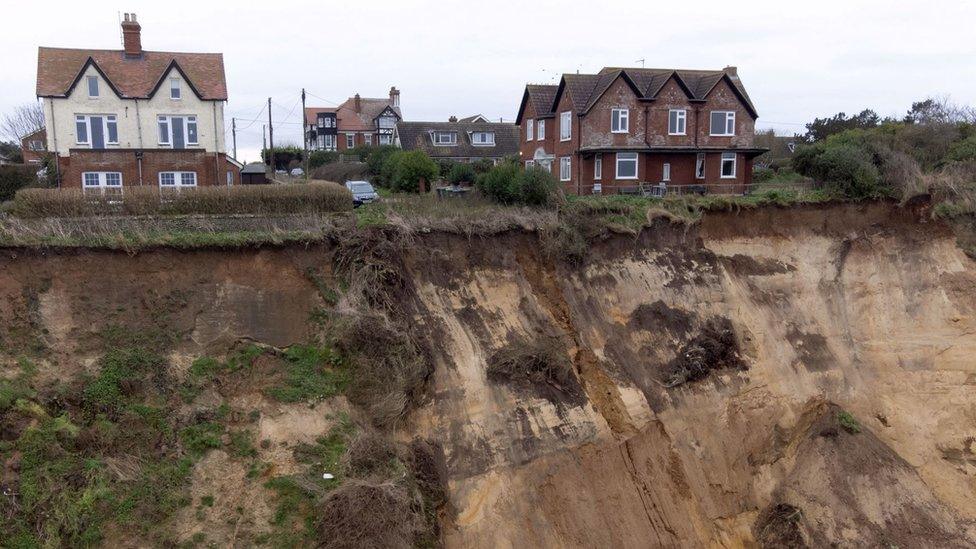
[265,345,348,403]
[838,411,862,433]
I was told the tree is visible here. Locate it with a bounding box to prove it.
[0,141,23,164]
[904,96,976,125]
[1,103,44,142]
[804,109,884,142]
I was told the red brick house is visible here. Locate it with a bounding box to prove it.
[35,13,239,190]
[21,128,47,165]
[515,66,765,194]
[306,88,401,152]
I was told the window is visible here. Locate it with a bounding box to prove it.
[526,119,534,141]
[471,131,495,145]
[226,170,234,185]
[378,134,392,145]
[710,111,735,136]
[559,157,571,181]
[345,134,355,148]
[433,131,457,145]
[378,116,397,129]
[537,120,545,140]
[560,111,571,141]
[616,152,638,179]
[75,115,118,147]
[668,109,686,135]
[721,152,736,178]
[363,134,372,146]
[157,115,198,147]
[87,75,99,98]
[158,171,197,187]
[170,78,181,100]
[594,154,602,180]
[323,134,336,150]
[611,108,629,133]
[663,162,671,182]
[29,140,44,151]
[82,171,122,193]
[695,153,705,179]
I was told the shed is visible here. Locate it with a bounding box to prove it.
[241,163,269,185]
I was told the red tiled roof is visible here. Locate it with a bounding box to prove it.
[36,47,227,100]
[304,106,337,125]
[335,97,401,132]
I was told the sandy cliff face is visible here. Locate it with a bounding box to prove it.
[1,201,974,547]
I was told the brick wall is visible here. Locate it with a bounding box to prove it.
[58,149,240,188]
[20,129,47,164]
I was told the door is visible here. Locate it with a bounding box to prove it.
[172,117,185,150]
[90,116,105,149]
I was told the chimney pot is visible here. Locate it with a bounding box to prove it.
[354,93,361,113]
[449,115,458,122]
[121,12,142,58]
[723,65,738,77]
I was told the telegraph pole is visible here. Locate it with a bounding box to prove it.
[267,97,275,177]
[262,124,267,154]
[231,117,237,160]
[301,88,309,178]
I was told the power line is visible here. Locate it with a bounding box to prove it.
[305,91,342,107]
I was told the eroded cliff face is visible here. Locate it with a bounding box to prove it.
[2,201,975,547]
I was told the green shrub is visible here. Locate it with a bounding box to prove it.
[10,182,353,218]
[381,151,439,193]
[365,145,400,185]
[752,167,775,183]
[447,163,476,185]
[1,165,37,201]
[793,142,883,199]
[837,411,861,433]
[476,163,559,206]
[310,162,369,184]
[308,150,339,170]
[945,135,976,163]
[517,167,560,206]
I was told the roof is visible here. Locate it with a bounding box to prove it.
[36,47,227,100]
[21,127,45,141]
[458,114,490,123]
[241,163,267,174]
[520,67,758,121]
[304,106,337,125]
[395,121,519,159]
[336,96,401,131]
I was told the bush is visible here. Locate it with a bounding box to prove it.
[447,163,476,185]
[311,162,369,183]
[10,182,353,218]
[308,150,339,170]
[945,135,976,163]
[517,167,560,206]
[793,142,883,199]
[476,163,559,206]
[1,165,37,201]
[752,167,775,183]
[262,145,304,170]
[381,151,439,193]
[365,145,400,186]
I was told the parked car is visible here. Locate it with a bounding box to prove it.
[345,180,379,207]
[290,168,304,176]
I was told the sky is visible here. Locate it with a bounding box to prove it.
[3,0,975,163]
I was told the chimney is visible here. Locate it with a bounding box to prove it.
[354,93,361,113]
[448,115,458,122]
[121,13,142,58]
[389,86,400,108]
[723,65,738,78]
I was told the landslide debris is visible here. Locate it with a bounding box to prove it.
[486,338,585,405]
[661,317,745,387]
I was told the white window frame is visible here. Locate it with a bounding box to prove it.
[433,131,457,145]
[560,111,572,141]
[87,75,99,98]
[471,131,495,146]
[525,160,535,168]
[75,115,119,146]
[594,154,602,180]
[668,109,686,136]
[378,134,392,145]
[29,140,44,151]
[695,153,706,180]
[526,119,534,141]
[157,115,199,146]
[537,119,545,140]
[345,134,355,148]
[720,152,737,179]
[611,108,629,133]
[363,133,372,146]
[559,156,571,181]
[710,111,736,136]
[82,171,122,193]
[170,78,181,100]
[663,162,671,182]
[226,170,234,185]
[159,171,198,188]
[615,152,638,180]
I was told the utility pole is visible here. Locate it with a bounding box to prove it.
[267,97,275,177]
[262,124,267,154]
[231,117,237,160]
[301,88,308,178]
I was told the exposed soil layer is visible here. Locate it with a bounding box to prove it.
[2,201,976,547]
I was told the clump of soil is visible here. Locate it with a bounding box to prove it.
[628,300,693,338]
[316,480,425,549]
[661,318,745,387]
[486,339,585,405]
[754,503,807,548]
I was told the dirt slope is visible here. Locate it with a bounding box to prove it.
[2,201,975,547]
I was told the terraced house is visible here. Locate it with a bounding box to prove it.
[35,13,239,190]
[516,66,764,194]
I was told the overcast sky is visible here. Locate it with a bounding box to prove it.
[4,0,975,163]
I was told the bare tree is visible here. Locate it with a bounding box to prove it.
[1,102,45,142]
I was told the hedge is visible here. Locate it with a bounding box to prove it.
[0,165,38,202]
[10,182,353,218]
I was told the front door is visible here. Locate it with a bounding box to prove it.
[171,117,185,150]
[90,116,105,149]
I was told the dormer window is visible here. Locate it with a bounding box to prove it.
[87,75,99,98]
[471,131,495,146]
[433,131,457,145]
[170,78,181,100]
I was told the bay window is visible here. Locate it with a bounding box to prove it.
[695,153,706,179]
[559,157,571,181]
[615,152,638,179]
[720,152,737,178]
[594,154,602,180]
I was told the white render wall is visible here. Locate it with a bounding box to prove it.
[43,65,225,156]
